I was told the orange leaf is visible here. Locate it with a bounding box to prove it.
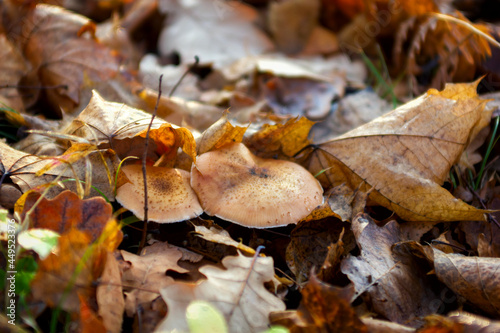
[79,293,107,333]
[21,190,118,242]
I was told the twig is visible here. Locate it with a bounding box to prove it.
[138,75,163,254]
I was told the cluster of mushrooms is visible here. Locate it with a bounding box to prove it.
[116,143,324,228]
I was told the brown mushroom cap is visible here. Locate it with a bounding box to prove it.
[116,165,203,223]
[190,143,323,227]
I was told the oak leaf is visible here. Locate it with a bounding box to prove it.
[30,225,119,312]
[20,190,116,242]
[156,252,286,333]
[120,242,195,316]
[306,81,490,222]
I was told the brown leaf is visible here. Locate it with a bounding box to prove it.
[63,91,167,159]
[18,4,119,113]
[157,0,273,68]
[340,213,439,326]
[286,218,352,283]
[196,113,247,155]
[30,228,108,312]
[306,81,490,221]
[97,252,124,333]
[244,117,315,159]
[270,274,368,333]
[157,252,285,333]
[192,224,256,255]
[431,248,500,317]
[448,311,500,332]
[79,294,107,333]
[0,34,27,117]
[20,190,116,242]
[267,0,320,54]
[120,242,191,316]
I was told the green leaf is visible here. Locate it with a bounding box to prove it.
[186,301,228,333]
[17,229,60,259]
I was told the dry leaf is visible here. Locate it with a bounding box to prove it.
[286,218,352,283]
[244,117,315,159]
[97,252,124,333]
[270,274,368,332]
[20,190,116,242]
[196,113,247,155]
[63,91,167,159]
[30,227,111,312]
[18,4,119,113]
[430,248,500,317]
[306,81,490,221]
[340,213,439,326]
[157,0,273,67]
[192,224,256,255]
[120,242,191,316]
[156,252,285,333]
[79,293,107,333]
[267,0,320,54]
[0,34,27,116]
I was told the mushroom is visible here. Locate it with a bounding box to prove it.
[116,165,203,223]
[191,143,323,227]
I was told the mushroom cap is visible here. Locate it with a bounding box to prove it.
[191,143,323,227]
[116,165,203,223]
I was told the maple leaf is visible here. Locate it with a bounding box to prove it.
[156,252,286,333]
[305,81,491,221]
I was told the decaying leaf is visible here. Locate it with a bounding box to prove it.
[62,91,167,159]
[306,81,491,221]
[244,117,315,159]
[341,214,439,326]
[20,190,116,242]
[270,274,368,332]
[97,252,124,333]
[79,293,107,333]
[0,34,27,116]
[156,252,286,333]
[18,4,119,113]
[157,0,274,67]
[286,218,351,283]
[120,242,193,316]
[196,113,247,155]
[192,224,256,255]
[31,221,121,313]
[430,248,500,317]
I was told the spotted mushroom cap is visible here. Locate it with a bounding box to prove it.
[190,143,324,227]
[116,165,203,223]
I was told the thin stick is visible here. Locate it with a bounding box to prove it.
[138,75,163,254]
